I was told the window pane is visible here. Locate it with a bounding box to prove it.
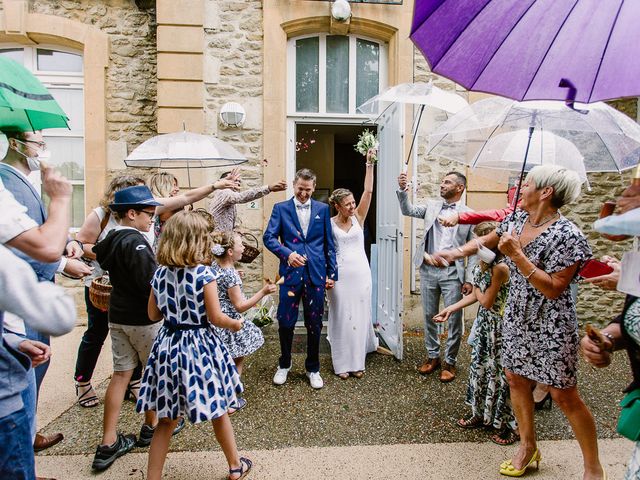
[71,184,84,228]
[356,39,380,109]
[37,49,83,72]
[43,136,84,181]
[0,48,24,64]
[47,88,84,133]
[326,36,349,113]
[296,37,319,112]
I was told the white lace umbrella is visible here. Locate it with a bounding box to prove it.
[357,82,468,167]
[125,131,247,186]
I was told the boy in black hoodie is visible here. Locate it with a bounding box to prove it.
[92,186,181,471]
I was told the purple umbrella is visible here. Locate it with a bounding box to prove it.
[411,0,640,103]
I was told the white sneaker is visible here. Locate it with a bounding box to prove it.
[306,371,324,389]
[273,367,290,385]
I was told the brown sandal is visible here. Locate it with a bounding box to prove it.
[337,373,349,380]
[351,371,364,379]
[456,415,485,429]
[490,427,520,445]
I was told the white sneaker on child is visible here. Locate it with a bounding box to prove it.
[306,371,324,389]
[273,366,290,385]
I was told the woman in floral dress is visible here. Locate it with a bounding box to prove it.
[435,165,605,479]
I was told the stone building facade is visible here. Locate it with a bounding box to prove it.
[0,0,635,331]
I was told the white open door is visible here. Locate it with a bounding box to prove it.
[375,103,404,360]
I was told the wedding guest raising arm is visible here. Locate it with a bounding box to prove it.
[208,168,286,231]
[396,170,475,382]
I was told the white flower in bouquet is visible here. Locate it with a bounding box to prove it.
[354,129,379,164]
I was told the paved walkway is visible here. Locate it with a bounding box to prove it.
[35,327,632,479]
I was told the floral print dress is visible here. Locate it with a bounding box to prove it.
[466,263,516,430]
[495,211,591,389]
[212,264,264,358]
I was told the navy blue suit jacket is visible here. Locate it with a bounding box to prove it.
[263,198,338,287]
[0,163,59,281]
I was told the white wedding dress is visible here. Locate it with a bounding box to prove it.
[327,216,379,374]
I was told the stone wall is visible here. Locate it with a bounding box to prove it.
[204,0,267,292]
[30,0,158,152]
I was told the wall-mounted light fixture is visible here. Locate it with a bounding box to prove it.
[219,102,246,128]
[331,0,351,21]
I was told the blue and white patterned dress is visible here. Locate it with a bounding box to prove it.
[212,264,264,358]
[136,265,243,423]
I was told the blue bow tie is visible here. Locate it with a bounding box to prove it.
[296,203,310,210]
[441,203,456,210]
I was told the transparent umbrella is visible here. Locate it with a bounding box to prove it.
[469,129,589,187]
[124,131,247,187]
[428,97,640,216]
[357,82,468,168]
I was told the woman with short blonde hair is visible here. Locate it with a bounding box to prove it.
[433,165,604,479]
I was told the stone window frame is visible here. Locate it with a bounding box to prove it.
[0,5,109,216]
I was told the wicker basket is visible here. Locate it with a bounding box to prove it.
[239,232,261,264]
[89,275,112,312]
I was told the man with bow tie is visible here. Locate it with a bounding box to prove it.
[397,171,475,382]
[264,168,337,389]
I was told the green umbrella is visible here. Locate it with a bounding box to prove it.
[0,57,69,131]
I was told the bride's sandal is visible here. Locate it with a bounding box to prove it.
[76,381,99,408]
[124,379,141,403]
[351,371,364,379]
[337,373,349,380]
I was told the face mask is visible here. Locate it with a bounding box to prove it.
[26,149,50,171]
[476,240,496,264]
[618,251,640,297]
[11,140,50,171]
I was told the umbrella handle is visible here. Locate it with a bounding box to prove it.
[507,125,535,224]
[405,104,425,167]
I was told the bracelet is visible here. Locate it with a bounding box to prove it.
[69,239,83,251]
[524,267,537,279]
[456,247,464,255]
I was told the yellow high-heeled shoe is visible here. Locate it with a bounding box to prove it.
[499,449,541,477]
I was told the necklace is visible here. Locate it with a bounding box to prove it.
[528,212,559,228]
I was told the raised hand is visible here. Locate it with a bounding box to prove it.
[41,164,72,200]
[269,180,287,192]
[397,172,408,191]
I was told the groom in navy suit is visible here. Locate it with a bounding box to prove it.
[264,168,337,389]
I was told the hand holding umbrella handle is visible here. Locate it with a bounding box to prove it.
[599,166,640,241]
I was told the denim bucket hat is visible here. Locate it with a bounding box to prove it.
[109,185,162,211]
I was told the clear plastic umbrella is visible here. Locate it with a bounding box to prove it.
[429,97,640,173]
[125,131,247,187]
[357,82,468,168]
[428,97,640,216]
[469,129,589,186]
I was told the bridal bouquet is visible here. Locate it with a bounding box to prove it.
[354,129,379,164]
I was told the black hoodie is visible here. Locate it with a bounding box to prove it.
[94,227,157,326]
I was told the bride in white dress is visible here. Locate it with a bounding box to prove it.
[327,150,379,379]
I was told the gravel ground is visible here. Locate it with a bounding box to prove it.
[40,326,631,456]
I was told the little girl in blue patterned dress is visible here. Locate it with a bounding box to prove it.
[136,211,252,480]
[211,230,275,414]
